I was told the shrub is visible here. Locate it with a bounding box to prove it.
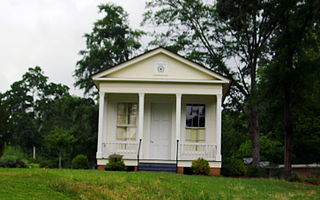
[247,166,268,177]
[72,154,89,169]
[305,175,320,185]
[191,158,210,175]
[0,146,28,168]
[105,154,127,171]
[222,158,247,176]
[288,172,303,182]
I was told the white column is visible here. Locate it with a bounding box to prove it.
[216,94,222,161]
[102,93,108,158]
[176,93,182,141]
[96,92,105,159]
[138,93,145,140]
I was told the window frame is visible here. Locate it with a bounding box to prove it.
[185,104,206,144]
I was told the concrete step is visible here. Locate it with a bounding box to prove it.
[139,162,177,172]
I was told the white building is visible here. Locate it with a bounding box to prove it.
[92,47,230,175]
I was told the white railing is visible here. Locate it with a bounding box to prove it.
[102,141,139,159]
[179,142,216,161]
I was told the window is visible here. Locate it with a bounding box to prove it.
[116,103,137,141]
[186,104,205,143]
[186,104,205,128]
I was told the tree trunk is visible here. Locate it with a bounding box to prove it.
[283,73,293,180]
[249,58,260,167]
[59,152,62,169]
[250,104,260,166]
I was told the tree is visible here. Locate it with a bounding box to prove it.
[143,0,279,166]
[259,0,320,179]
[74,3,144,97]
[45,127,75,169]
[1,66,69,155]
[0,94,10,155]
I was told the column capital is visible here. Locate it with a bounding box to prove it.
[139,92,145,98]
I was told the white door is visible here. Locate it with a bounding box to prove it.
[150,103,172,159]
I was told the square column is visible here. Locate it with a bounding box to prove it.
[96,92,105,158]
[138,93,145,140]
[176,93,182,140]
[216,94,222,161]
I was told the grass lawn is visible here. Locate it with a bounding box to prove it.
[0,168,319,200]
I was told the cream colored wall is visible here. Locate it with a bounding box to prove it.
[99,82,223,95]
[106,53,216,80]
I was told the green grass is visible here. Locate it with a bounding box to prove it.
[0,168,319,200]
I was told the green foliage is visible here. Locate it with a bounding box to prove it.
[222,157,247,176]
[236,135,283,163]
[304,175,320,185]
[71,154,89,169]
[246,166,268,177]
[105,154,127,171]
[191,158,210,175]
[74,3,144,97]
[0,146,28,168]
[45,127,76,168]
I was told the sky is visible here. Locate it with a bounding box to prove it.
[0,0,147,96]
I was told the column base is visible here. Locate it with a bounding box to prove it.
[97,165,105,171]
[209,168,221,176]
[177,167,184,174]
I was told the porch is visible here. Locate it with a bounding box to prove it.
[96,92,222,172]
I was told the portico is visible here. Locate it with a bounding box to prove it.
[92,47,230,175]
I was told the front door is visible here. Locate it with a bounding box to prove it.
[150,103,172,159]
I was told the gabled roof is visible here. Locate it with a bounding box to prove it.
[91,47,229,82]
[91,47,231,97]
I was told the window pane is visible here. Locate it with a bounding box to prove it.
[126,127,136,141]
[186,105,192,127]
[186,104,205,128]
[117,103,137,125]
[197,129,205,142]
[116,127,126,140]
[199,116,205,127]
[192,116,199,127]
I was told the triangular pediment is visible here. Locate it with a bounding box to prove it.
[92,47,230,83]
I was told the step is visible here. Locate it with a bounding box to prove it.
[139,162,177,172]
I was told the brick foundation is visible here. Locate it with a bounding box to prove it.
[177,167,184,174]
[209,168,220,176]
[97,165,105,171]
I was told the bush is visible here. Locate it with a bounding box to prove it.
[222,158,247,176]
[0,146,28,168]
[247,166,268,177]
[105,154,127,171]
[304,175,320,185]
[72,154,89,169]
[191,158,210,175]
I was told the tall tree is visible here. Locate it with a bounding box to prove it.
[74,3,144,97]
[261,0,320,179]
[143,0,279,165]
[2,67,69,154]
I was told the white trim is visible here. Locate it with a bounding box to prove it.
[138,93,145,141]
[93,77,229,84]
[176,93,182,141]
[92,48,230,83]
[215,94,222,161]
[96,92,105,158]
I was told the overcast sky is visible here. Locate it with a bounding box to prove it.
[0,0,147,96]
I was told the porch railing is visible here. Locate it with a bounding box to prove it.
[179,142,216,161]
[103,141,139,159]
